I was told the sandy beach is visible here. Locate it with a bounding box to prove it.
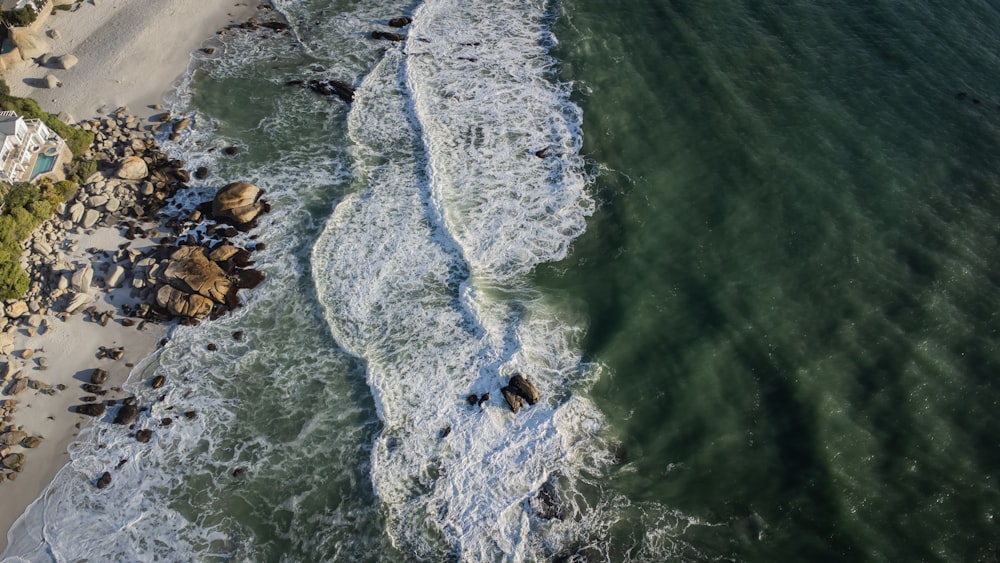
[1,0,263,553]
[5,0,260,123]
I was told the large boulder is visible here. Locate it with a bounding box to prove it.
[508,374,540,405]
[0,430,27,448]
[163,246,231,303]
[74,403,106,417]
[155,285,215,319]
[0,333,14,356]
[212,182,264,226]
[117,156,149,180]
[164,246,228,300]
[5,301,29,319]
[52,54,78,69]
[10,29,48,61]
[1,453,25,471]
[71,265,94,293]
[44,74,59,89]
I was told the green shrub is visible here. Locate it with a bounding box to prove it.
[69,158,98,184]
[0,258,29,299]
[0,84,94,156]
[4,183,40,211]
[0,6,37,28]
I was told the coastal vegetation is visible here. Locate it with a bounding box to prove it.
[0,80,88,298]
[0,80,93,156]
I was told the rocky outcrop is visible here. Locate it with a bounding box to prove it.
[388,17,412,27]
[211,182,266,227]
[156,285,214,318]
[163,246,231,303]
[508,374,540,405]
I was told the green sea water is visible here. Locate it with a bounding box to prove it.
[543,0,1000,560]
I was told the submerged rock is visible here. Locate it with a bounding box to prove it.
[96,471,112,489]
[371,30,405,41]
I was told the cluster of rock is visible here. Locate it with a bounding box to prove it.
[1,372,44,481]
[1,105,269,338]
[286,15,412,105]
[0,105,272,485]
[465,373,542,415]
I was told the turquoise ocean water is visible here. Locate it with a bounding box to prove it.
[4,0,1000,561]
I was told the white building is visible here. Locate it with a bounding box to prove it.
[0,110,66,184]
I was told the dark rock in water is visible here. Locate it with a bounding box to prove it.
[303,79,355,104]
[74,403,106,417]
[611,442,628,465]
[232,467,247,478]
[232,330,245,342]
[115,403,139,425]
[500,386,523,414]
[534,147,549,158]
[478,392,490,407]
[253,242,266,252]
[151,375,166,389]
[955,91,967,100]
[388,16,412,27]
[259,21,290,32]
[81,383,106,395]
[466,393,478,406]
[184,410,197,420]
[235,268,265,289]
[135,429,153,443]
[372,30,406,41]
[91,368,109,385]
[533,481,563,520]
[509,374,540,405]
[438,425,452,439]
[207,343,218,351]
[96,471,112,489]
[194,166,210,179]
[161,417,173,427]
[223,146,240,156]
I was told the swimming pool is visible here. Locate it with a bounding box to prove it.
[30,153,57,179]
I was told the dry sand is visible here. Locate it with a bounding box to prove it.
[1,0,262,553]
[5,0,260,123]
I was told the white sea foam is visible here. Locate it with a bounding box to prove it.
[310,0,624,559]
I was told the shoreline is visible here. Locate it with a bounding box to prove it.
[4,0,263,124]
[0,1,272,554]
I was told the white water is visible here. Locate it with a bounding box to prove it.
[310,0,627,559]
